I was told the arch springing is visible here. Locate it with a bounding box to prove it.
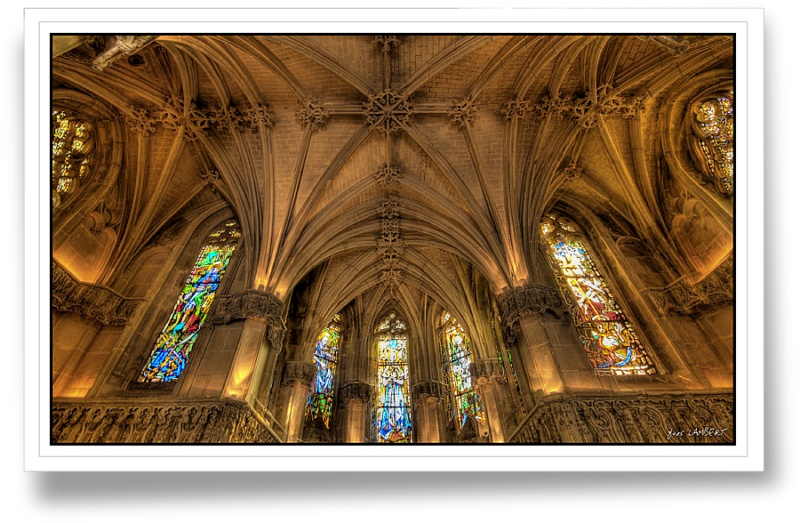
[138,221,241,383]
[540,214,655,376]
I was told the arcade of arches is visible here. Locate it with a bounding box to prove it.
[50,34,734,444]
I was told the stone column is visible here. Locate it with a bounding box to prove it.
[339,382,373,443]
[208,290,286,404]
[472,359,507,442]
[411,381,446,443]
[498,284,567,399]
[280,361,316,443]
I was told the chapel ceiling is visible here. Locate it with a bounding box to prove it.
[52,34,734,330]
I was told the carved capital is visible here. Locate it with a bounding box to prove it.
[497,284,566,326]
[471,359,505,382]
[282,361,317,386]
[207,290,285,327]
[411,381,446,400]
[340,382,373,404]
[51,260,139,326]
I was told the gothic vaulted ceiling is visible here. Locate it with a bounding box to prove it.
[52,34,734,339]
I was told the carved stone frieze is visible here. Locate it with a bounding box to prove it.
[339,382,373,404]
[363,89,413,133]
[52,261,139,326]
[645,257,733,316]
[296,98,330,131]
[508,393,733,444]
[448,97,480,127]
[51,399,279,443]
[282,361,317,386]
[207,289,285,326]
[497,284,566,327]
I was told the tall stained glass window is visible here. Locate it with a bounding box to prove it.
[540,214,655,376]
[304,315,342,428]
[51,110,94,208]
[441,312,482,427]
[689,92,734,196]
[374,312,413,443]
[138,221,241,383]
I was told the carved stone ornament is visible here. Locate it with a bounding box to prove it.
[374,164,402,189]
[296,98,330,131]
[207,289,285,326]
[506,86,643,127]
[562,163,584,183]
[410,381,446,400]
[498,284,566,326]
[448,97,480,127]
[645,257,733,316]
[363,89,413,133]
[372,35,401,53]
[471,358,505,382]
[508,393,733,444]
[339,382,373,404]
[51,399,280,443]
[92,35,158,71]
[123,105,157,137]
[282,361,317,386]
[52,260,139,326]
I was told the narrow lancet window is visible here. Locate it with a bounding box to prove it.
[374,312,413,443]
[304,315,342,428]
[138,221,241,383]
[441,312,482,427]
[540,214,655,376]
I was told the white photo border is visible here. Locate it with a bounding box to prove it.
[25,7,764,472]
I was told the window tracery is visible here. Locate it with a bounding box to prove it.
[374,312,413,443]
[540,214,656,376]
[687,92,734,196]
[51,109,95,208]
[138,221,241,383]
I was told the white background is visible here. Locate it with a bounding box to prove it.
[5,0,789,520]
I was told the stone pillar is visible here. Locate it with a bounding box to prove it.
[280,361,316,443]
[472,359,507,442]
[411,381,446,443]
[498,284,567,399]
[208,290,286,405]
[339,382,373,443]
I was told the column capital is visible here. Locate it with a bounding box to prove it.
[281,361,316,386]
[411,381,446,405]
[497,283,565,327]
[471,358,505,384]
[339,382,373,404]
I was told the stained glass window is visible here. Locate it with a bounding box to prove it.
[689,93,734,196]
[51,110,94,208]
[441,313,482,427]
[304,315,342,428]
[374,312,413,443]
[138,221,241,383]
[540,214,655,376]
